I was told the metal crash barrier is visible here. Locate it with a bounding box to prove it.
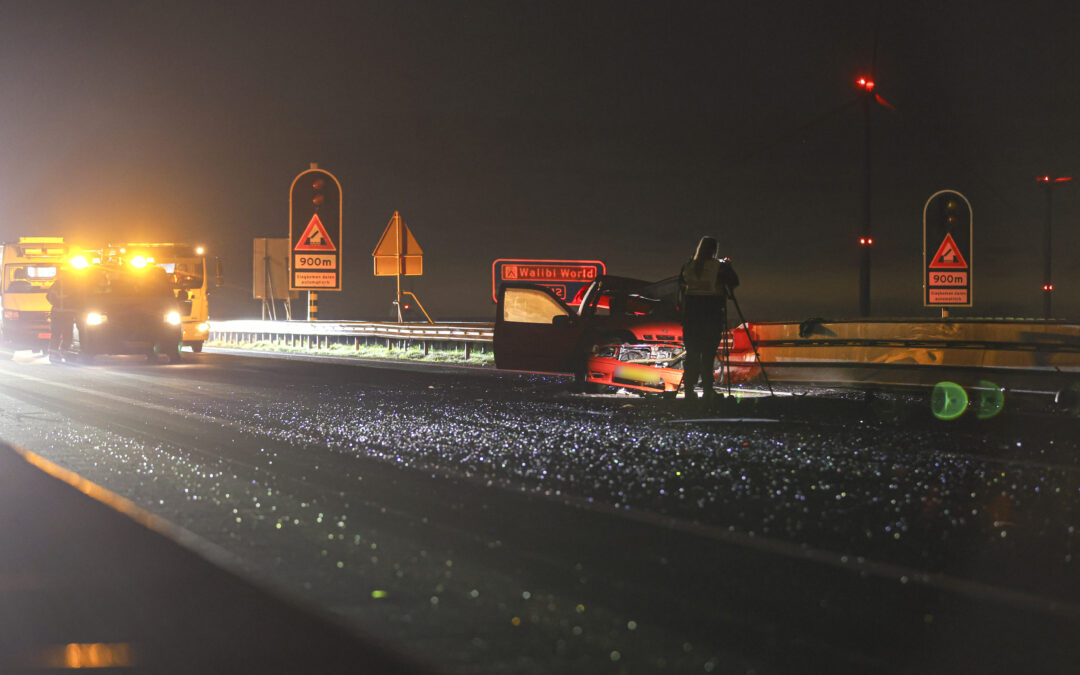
[208,320,493,359]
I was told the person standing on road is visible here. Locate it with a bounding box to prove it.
[46,267,84,362]
[678,236,739,402]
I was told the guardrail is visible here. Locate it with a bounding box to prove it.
[209,320,493,358]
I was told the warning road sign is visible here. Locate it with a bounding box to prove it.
[294,214,337,251]
[923,190,972,307]
[290,165,342,291]
[372,211,423,277]
[929,233,967,269]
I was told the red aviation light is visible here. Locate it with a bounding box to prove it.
[1043,283,1055,292]
[858,236,874,246]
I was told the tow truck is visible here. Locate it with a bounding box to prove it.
[104,243,222,352]
[1,237,70,356]
[52,255,184,364]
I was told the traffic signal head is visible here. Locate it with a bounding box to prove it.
[291,169,340,222]
[926,191,971,235]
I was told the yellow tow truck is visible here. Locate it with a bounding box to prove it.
[1,237,71,356]
[104,243,222,352]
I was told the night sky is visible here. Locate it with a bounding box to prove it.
[2,0,1078,321]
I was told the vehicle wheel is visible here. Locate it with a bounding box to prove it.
[190,341,204,353]
[167,343,182,364]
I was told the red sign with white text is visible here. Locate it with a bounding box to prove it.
[492,259,605,303]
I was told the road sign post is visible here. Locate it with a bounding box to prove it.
[289,164,342,312]
[923,190,973,312]
[373,211,423,322]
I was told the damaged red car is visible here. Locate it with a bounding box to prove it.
[494,275,752,394]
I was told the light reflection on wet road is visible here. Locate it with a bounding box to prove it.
[0,351,1077,673]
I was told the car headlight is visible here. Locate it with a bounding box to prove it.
[165,311,182,325]
[86,312,105,326]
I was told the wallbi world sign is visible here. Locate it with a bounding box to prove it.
[491,259,606,303]
[923,190,973,308]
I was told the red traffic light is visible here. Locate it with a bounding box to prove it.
[856,76,875,92]
[1043,283,1055,292]
[859,236,874,246]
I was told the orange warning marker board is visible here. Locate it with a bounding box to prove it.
[373,210,423,276]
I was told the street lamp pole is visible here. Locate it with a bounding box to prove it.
[1037,174,1072,319]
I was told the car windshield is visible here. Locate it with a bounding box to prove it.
[4,264,58,293]
[155,259,204,290]
[100,268,174,299]
[580,276,681,319]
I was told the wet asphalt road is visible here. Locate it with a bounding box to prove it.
[0,349,1077,674]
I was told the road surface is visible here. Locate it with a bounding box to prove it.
[0,349,1077,673]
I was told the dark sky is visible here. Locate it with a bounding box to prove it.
[2,0,1079,321]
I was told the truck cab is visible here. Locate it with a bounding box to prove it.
[104,243,221,352]
[1,237,69,355]
[68,263,184,364]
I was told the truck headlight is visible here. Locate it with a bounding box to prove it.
[165,311,182,325]
[197,322,209,333]
[86,312,105,326]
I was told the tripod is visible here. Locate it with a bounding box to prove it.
[726,287,775,397]
[676,289,774,401]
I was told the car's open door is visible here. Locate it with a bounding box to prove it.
[494,283,584,373]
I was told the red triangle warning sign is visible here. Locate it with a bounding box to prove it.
[929,233,967,269]
[294,214,337,251]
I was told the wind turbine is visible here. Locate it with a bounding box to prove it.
[737,51,896,317]
[853,61,895,317]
